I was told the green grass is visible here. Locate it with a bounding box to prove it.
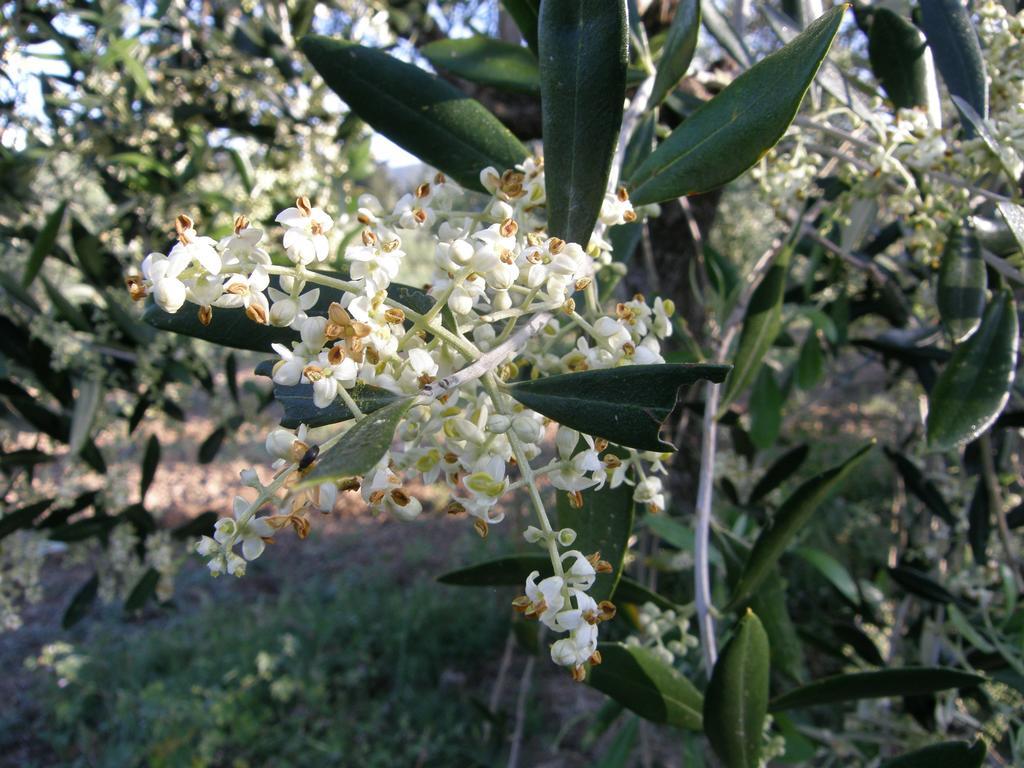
[24,567,509,768]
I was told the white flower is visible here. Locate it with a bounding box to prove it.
[346,241,403,294]
[550,622,599,668]
[169,227,221,275]
[141,252,188,313]
[524,570,566,626]
[219,225,270,268]
[214,496,274,562]
[215,267,271,322]
[634,476,666,512]
[276,198,333,264]
[561,550,597,591]
[268,286,320,328]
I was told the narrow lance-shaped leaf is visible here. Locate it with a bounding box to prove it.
[996,201,1024,254]
[880,740,986,768]
[500,0,541,54]
[141,435,160,499]
[69,377,104,457]
[629,6,845,205]
[704,610,770,768]
[421,37,540,94]
[297,397,413,487]
[301,37,528,192]
[22,200,67,288]
[649,0,701,108]
[937,222,986,343]
[919,0,988,124]
[747,444,809,505]
[927,291,1019,452]
[725,442,873,611]
[557,479,634,602]
[884,448,956,525]
[748,365,783,450]
[718,246,791,415]
[63,574,99,629]
[508,363,730,452]
[588,643,704,730]
[770,667,985,712]
[794,546,859,605]
[539,0,628,245]
[868,8,941,124]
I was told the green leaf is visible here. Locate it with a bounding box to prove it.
[794,546,859,605]
[144,299,298,352]
[868,8,939,115]
[297,397,413,487]
[699,0,750,68]
[881,740,986,768]
[508,364,730,452]
[421,36,540,93]
[22,200,67,288]
[718,247,792,415]
[883,448,955,525]
[919,0,987,124]
[172,511,217,540]
[69,377,103,457]
[63,574,99,629]
[967,478,990,563]
[501,0,541,54]
[996,201,1024,254]
[557,480,635,602]
[749,569,805,682]
[301,37,528,192]
[124,568,160,612]
[704,610,770,768]
[594,715,639,768]
[630,6,844,205]
[927,291,1019,451]
[0,499,53,539]
[749,366,783,451]
[588,643,704,730]
[888,565,959,605]
[141,435,160,499]
[725,442,873,611]
[937,223,986,343]
[795,332,824,390]
[262,376,403,430]
[198,426,226,464]
[770,667,986,712]
[649,0,701,107]
[747,444,809,505]
[41,275,90,332]
[539,0,628,244]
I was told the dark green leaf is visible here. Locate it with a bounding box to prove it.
[539,0,628,244]
[144,299,297,352]
[749,570,805,682]
[268,380,403,429]
[141,435,160,499]
[63,574,99,629]
[298,397,413,486]
[795,332,825,390]
[421,36,539,93]
[588,643,703,729]
[749,366,783,450]
[770,667,985,711]
[725,442,873,611]
[927,291,1019,451]
[172,511,218,539]
[884,448,955,525]
[557,480,635,602]
[22,200,67,288]
[704,610,770,768]
[198,426,226,464]
[124,568,160,612]
[919,0,987,124]
[630,6,844,204]
[888,565,959,605]
[594,715,639,768]
[967,478,990,563]
[881,740,986,768]
[0,499,53,539]
[301,37,528,192]
[41,275,90,332]
[649,0,701,107]
[996,201,1024,254]
[69,377,103,457]
[937,223,986,343]
[718,247,791,414]
[747,444,809,505]
[501,0,541,54]
[794,546,859,605]
[620,113,657,183]
[225,353,239,404]
[509,364,729,452]
[868,8,938,113]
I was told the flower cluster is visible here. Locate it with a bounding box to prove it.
[134,158,678,674]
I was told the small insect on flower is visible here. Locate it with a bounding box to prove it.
[298,444,320,473]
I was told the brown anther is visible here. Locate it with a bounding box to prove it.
[302,364,324,382]
[368,490,386,504]
[226,283,248,295]
[623,210,637,223]
[384,307,405,324]
[415,182,431,199]
[499,249,515,264]
[338,477,361,492]
[562,298,576,315]
[589,650,603,666]
[246,303,268,325]
[327,345,346,365]
[125,275,147,301]
[594,438,609,452]
[524,599,546,620]
[595,559,613,574]
[615,302,632,320]
[473,518,489,539]
[434,172,446,184]
[574,277,592,291]
[348,338,365,363]
[390,489,411,507]
[233,214,249,234]
[567,357,589,372]
[289,515,312,539]
[622,342,635,357]
[357,212,372,225]
[382,238,401,253]
[633,293,645,302]
[512,595,531,612]
[526,249,544,264]
[548,237,565,254]
[418,374,436,387]
[174,213,194,242]
[198,305,213,326]
[571,666,587,682]
[361,229,378,246]
[443,452,459,464]
[500,218,518,237]
[597,601,617,621]
[296,196,313,216]
[365,347,380,365]
[443,500,466,516]
[310,221,324,235]
[500,169,526,198]
[412,208,428,224]
[603,454,622,468]
[568,490,584,509]
[616,186,629,202]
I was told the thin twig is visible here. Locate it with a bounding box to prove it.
[980,432,1024,590]
[484,632,517,743]
[506,629,542,768]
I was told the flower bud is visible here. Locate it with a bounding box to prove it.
[523,526,545,544]
[265,429,296,461]
[154,279,187,313]
[486,414,511,434]
[195,536,218,556]
[240,468,261,488]
[492,289,512,311]
[557,528,577,546]
[450,238,474,265]
[269,298,298,327]
[556,426,579,458]
[512,414,542,444]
